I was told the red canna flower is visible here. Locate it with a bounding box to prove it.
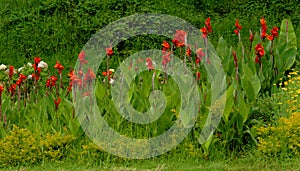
[172,30,187,47]
[235,20,242,30]
[255,43,265,57]
[271,27,279,37]
[196,48,205,64]
[162,51,172,66]
[106,47,114,57]
[255,56,260,64]
[0,85,4,96]
[205,18,213,33]
[162,41,170,51]
[78,51,88,65]
[201,18,213,39]
[249,29,254,42]
[267,27,279,41]
[260,17,267,39]
[254,43,265,66]
[16,74,27,86]
[84,68,96,82]
[54,61,64,74]
[8,65,14,78]
[102,70,113,77]
[146,58,154,71]
[196,71,201,82]
[54,97,61,110]
[33,57,41,71]
[34,57,41,65]
[200,27,208,39]
[9,84,17,95]
[186,46,192,57]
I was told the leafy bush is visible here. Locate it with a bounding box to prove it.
[256,70,300,157]
[0,125,76,167]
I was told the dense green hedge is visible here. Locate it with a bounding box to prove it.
[0,0,299,70]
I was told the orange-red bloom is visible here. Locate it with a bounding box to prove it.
[78,51,88,65]
[8,65,14,78]
[196,71,201,82]
[249,29,254,42]
[54,61,64,74]
[267,27,279,41]
[85,68,96,82]
[162,51,171,66]
[186,46,192,57]
[255,43,265,57]
[9,84,17,95]
[54,97,61,110]
[234,20,242,35]
[260,17,267,39]
[146,58,154,71]
[0,85,4,96]
[172,30,186,47]
[106,47,114,57]
[162,41,170,51]
[16,74,27,86]
[235,20,242,30]
[196,48,205,64]
[205,18,212,33]
[33,57,41,71]
[200,27,208,38]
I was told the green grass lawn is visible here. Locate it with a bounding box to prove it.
[4,155,300,171]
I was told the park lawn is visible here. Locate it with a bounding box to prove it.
[4,155,300,171]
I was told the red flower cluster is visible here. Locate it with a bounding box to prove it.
[106,47,114,57]
[249,29,254,42]
[54,61,64,74]
[78,51,88,65]
[162,41,170,54]
[0,85,4,96]
[234,20,242,35]
[255,43,265,64]
[101,69,113,82]
[54,97,61,111]
[196,48,205,64]
[33,57,42,81]
[9,84,17,95]
[172,30,187,47]
[186,46,192,57]
[267,27,279,41]
[162,51,171,66]
[8,65,14,79]
[260,17,267,39]
[16,74,26,87]
[85,68,96,82]
[200,18,213,38]
[146,58,154,71]
[46,76,58,88]
[196,71,201,82]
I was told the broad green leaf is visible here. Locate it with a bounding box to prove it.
[223,84,234,122]
[278,19,297,50]
[217,36,228,60]
[238,95,250,123]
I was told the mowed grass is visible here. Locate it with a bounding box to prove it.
[4,154,300,171]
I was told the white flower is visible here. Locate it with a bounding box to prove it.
[109,69,115,73]
[109,78,115,85]
[18,67,24,72]
[38,61,48,69]
[27,74,32,80]
[0,64,7,70]
[27,62,32,67]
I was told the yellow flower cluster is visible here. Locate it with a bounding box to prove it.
[257,70,300,156]
[257,112,300,156]
[0,125,76,167]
